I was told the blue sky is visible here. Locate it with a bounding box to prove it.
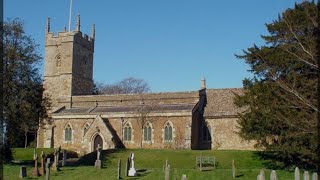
[5,0,301,92]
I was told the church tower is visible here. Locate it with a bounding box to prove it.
[43,15,95,108]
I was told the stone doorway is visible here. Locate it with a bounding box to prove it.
[93,134,103,151]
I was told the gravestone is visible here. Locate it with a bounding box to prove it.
[94,144,102,169]
[311,173,318,180]
[40,151,45,175]
[117,159,121,180]
[51,149,59,171]
[46,160,50,180]
[62,150,67,166]
[232,159,236,178]
[259,169,265,180]
[304,171,310,180]
[295,167,300,180]
[128,153,137,176]
[32,153,40,176]
[19,166,27,178]
[270,170,277,180]
[125,157,130,176]
[181,174,187,180]
[165,164,170,180]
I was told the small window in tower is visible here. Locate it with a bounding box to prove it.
[56,54,61,66]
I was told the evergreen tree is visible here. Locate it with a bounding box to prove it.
[3,18,50,149]
[235,1,318,169]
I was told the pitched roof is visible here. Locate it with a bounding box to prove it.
[204,88,245,118]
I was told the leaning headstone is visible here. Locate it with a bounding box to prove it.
[181,174,187,180]
[32,153,40,176]
[295,167,300,180]
[117,159,121,180]
[304,171,310,180]
[270,170,277,180]
[40,151,45,175]
[62,150,67,166]
[128,153,137,176]
[232,159,236,178]
[45,160,50,180]
[311,173,318,180]
[94,144,102,169]
[165,164,170,180]
[19,166,27,178]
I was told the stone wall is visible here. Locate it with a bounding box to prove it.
[206,117,256,150]
[44,115,193,154]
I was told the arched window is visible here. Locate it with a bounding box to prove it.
[202,124,212,141]
[65,124,72,142]
[164,122,173,141]
[143,123,152,142]
[124,123,132,141]
[83,123,90,136]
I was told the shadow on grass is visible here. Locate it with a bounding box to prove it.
[253,151,290,170]
[74,148,126,168]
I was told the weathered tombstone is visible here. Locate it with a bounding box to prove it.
[117,159,121,180]
[46,161,50,180]
[181,174,187,180]
[232,159,236,178]
[165,164,170,180]
[94,144,102,169]
[270,170,277,180]
[32,153,40,176]
[295,167,300,180]
[19,166,27,178]
[51,149,59,171]
[259,169,265,180]
[125,157,130,176]
[62,150,67,167]
[311,173,318,180]
[39,151,46,175]
[304,171,310,180]
[257,174,263,180]
[174,168,178,180]
[128,153,137,176]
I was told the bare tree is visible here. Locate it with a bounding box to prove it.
[94,77,150,95]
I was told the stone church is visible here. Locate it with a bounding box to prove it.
[37,16,255,154]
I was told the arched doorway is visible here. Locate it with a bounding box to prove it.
[93,134,103,151]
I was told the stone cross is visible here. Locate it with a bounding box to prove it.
[270,170,277,180]
[94,144,102,169]
[128,153,137,176]
[32,153,40,176]
[295,167,300,180]
[19,166,27,178]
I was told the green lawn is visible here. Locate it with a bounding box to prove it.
[4,148,300,180]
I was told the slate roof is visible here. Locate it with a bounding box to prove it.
[54,104,195,115]
[204,88,246,118]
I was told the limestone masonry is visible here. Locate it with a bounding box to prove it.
[37,16,256,154]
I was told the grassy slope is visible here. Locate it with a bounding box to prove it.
[4,148,297,180]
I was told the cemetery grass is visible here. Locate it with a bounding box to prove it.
[4,148,296,179]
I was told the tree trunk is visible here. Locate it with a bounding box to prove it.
[24,132,28,148]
